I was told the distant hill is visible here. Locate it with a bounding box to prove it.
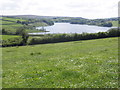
[2,15,85,20]
[1,15,118,27]
[2,15,118,20]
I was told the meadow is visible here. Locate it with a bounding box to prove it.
[2,37,118,88]
[1,17,52,35]
[1,35,20,40]
[111,21,118,27]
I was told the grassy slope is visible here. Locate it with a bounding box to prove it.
[2,17,26,22]
[1,17,26,34]
[111,21,118,27]
[2,37,118,88]
[1,17,48,33]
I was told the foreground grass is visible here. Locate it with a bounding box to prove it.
[2,37,118,88]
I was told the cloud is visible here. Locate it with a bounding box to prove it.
[1,0,20,10]
[1,0,119,19]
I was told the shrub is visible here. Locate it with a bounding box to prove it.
[107,28,120,37]
[100,22,113,27]
[97,32,108,38]
[2,28,119,47]
[1,28,15,35]
[16,27,29,45]
[28,28,119,45]
[2,37,23,47]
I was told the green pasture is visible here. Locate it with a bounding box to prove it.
[111,21,118,27]
[2,37,118,88]
[1,35,20,40]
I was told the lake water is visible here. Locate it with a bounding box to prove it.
[29,23,112,34]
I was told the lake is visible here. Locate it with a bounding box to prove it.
[29,23,112,34]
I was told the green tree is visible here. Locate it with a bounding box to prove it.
[16,27,29,45]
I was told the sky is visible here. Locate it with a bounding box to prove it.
[1,0,119,19]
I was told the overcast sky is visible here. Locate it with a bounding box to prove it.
[1,0,119,19]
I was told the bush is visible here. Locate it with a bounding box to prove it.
[29,28,119,45]
[2,28,119,47]
[16,27,29,45]
[100,22,113,27]
[97,32,108,38]
[1,28,15,35]
[107,28,120,37]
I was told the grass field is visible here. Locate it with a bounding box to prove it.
[2,37,118,88]
[1,17,26,34]
[1,35,20,40]
[2,17,26,22]
[111,21,118,27]
[1,17,50,34]
[2,21,16,25]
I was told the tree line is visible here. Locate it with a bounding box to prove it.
[2,28,119,47]
[29,28,119,45]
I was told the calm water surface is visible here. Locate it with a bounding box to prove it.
[30,23,112,34]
